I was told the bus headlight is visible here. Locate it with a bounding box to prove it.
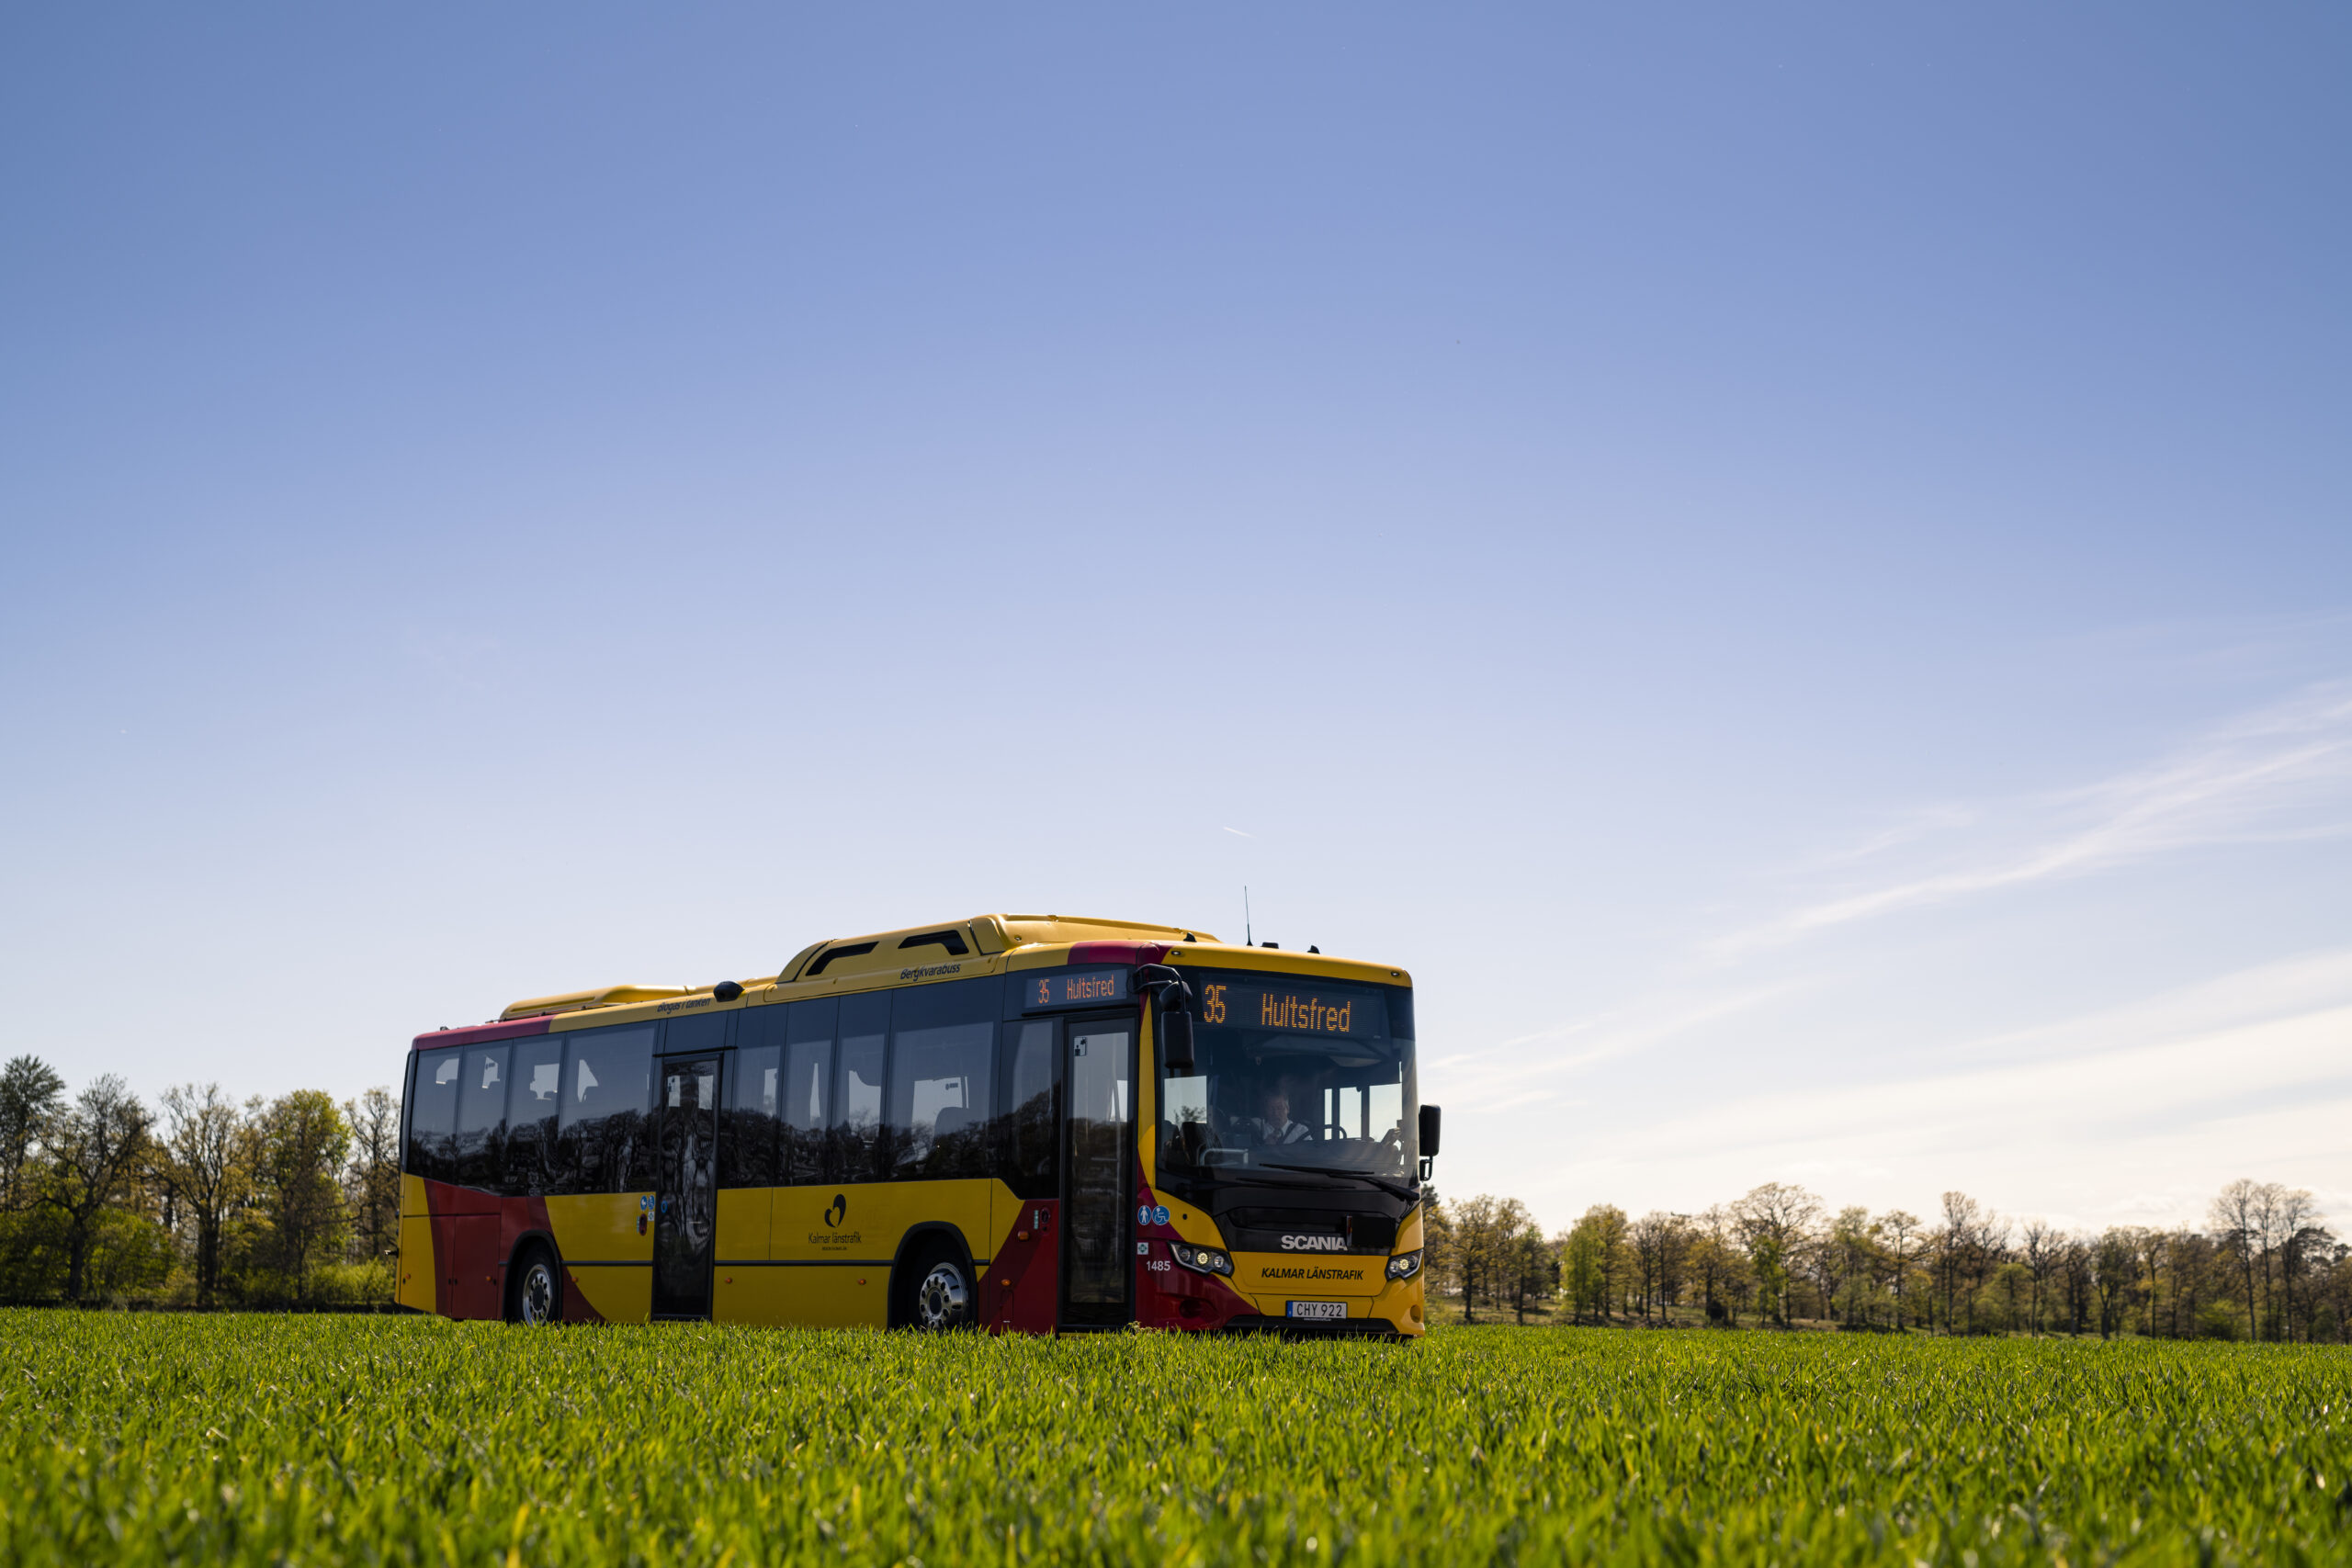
[1386,1250,1423,1280]
[1170,1242,1234,1277]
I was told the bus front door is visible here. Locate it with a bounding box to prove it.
[1060,1017,1134,1328]
[652,1055,720,1319]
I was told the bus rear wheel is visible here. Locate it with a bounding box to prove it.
[509,1244,562,1326]
[905,1247,973,1331]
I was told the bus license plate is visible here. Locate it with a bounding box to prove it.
[1286,1300,1348,1321]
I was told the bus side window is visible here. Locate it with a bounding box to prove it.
[886,978,997,1182]
[506,1033,564,1196]
[726,1012,781,1188]
[455,1045,510,1192]
[557,1024,653,1195]
[782,998,835,1185]
[406,1046,462,1183]
[1001,1021,1058,1201]
[831,992,888,1183]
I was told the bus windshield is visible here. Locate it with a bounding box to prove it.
[1158,969,1417,1182]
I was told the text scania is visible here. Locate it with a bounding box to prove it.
[1281,1235,1350,1252]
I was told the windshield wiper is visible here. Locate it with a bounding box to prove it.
[1195,1165,1345,1190]
[1261,1162,1420,1204]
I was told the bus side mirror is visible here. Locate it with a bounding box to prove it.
[1419,1103,1442,1159]
[1160,1006,1195,1072]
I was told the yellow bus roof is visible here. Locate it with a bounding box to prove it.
[494,912,1407,1025]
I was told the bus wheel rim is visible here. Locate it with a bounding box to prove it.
[915,1262,967,1329]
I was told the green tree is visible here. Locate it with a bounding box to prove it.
[238,1091,352,1303]
[2208,1179,2267,1340]
[2091,1227,2142,1338]
[1443,1195,1530,1325]
[1823,1206,1884,1325]
[0,1056,71,1297]
[2267,1187,2326,1342]
[1505,1222,1554,1324]
[2020,1219,2060,1335]
[1580,1204,1629,1322]
[1735,1183,1820,1326]
[40,1076,153,1302]
[343,1087,402,1265]
[0,1055,66,1212]
[1629,1211,1690,1323]
[154,1083,249,1308]
[1973,1261,2032,1333]
[1690,1205,1751,1325]
[1559,1220,1602,1324]
[1556,1205,1628,1323]
[84,1205,175,1300]
[1878,1209,1923,1329]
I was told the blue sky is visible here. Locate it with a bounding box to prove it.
[4,6,2346,1235]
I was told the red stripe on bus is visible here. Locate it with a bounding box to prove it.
[1066,941,1169,966]
[409,1017,552,1051]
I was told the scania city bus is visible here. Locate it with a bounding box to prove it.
[398,914,1439,1336]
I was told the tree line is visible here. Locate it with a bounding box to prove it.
[1423,1179,2350,1342]
[8,1047,2345,1341]
[0,1056,402,1306]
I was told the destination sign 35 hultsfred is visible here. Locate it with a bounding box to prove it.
[1201,981,1384,1036]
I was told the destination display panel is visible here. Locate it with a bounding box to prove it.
[1197,979,1387,1039]
[1015,968,1131,1010]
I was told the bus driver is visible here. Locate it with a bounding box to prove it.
[1250,1087,1311,1146]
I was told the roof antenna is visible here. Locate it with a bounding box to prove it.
[1244,886,1252,948]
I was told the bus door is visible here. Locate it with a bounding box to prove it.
[652,1053,722,1319]
[1060,1014,1135,1327]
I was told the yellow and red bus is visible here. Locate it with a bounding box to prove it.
[398,914,1438,1336]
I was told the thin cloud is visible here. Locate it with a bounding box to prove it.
[1516,948,2352,1230]
[1430,979,1809,1111]
[1810,805,1980,868]
[1221,826,1254,838]
[1729,678,2352,952]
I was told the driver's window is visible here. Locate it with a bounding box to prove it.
[1162,1073,1206,1123]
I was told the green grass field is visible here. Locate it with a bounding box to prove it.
[3,1312,2346,1565]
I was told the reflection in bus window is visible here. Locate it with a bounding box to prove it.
[888,979,996,1181]
[831,993,888,1182]
[505,1034,564,1196]
[1002,1021,1058,1200]
[454,1046,510,1190]
[782,999,835,1185]
[1163,1071,1210,1154]
[406,1047,461,1182]
[557,1024,652,1194]
[890,1025,993,1179]
[724,1032,781,1188]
